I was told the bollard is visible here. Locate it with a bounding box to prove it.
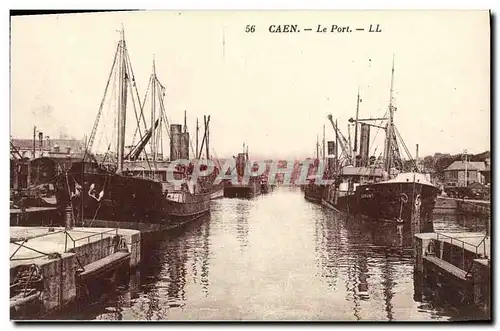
[65,206,74,230]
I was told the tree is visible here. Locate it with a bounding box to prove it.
[434,155,454,181]
[422,155,435,173]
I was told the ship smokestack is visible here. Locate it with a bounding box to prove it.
[38,132,43,153]
[327,140,336,175]
[359,123,370,167]
[180,131,190,160]
[170,124,182,161]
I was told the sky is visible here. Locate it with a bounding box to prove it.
[10,10,490,160]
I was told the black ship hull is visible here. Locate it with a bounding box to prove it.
[354,181,439,225]
[323,177,439,226]
[260,183,271,194]
[304,183,325,205]
[210,183,225,200]
[166,191,212,223]
[224,182,261,199]
[55,170,169,226]
[322,192,355,213]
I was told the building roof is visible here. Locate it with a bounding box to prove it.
[481,164,491,173]
[444,161,486,171]
[11,138,85,152]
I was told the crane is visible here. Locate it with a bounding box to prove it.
[327,114,353,165]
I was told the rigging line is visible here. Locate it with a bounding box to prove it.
[149,76,157,163]
[82,42,120,164]
[158,86,172,141]
[155,115,162,159]
[159,116,163,159]
[155,76,166,91]
[124,58,152,171]
[395,127,417,170]
[149,78,159,171]
[211,148,222,169]
[394,130,410,169]
[392,130,403,161]
[131,74,151,147]
[87,174,109,228]
[99,60,119,154]
[126,48,148,145]
[95,67,117,157]
[158,97,178,164]
[188,125,197,160]
[369,109,388,156]
[111,59,119,154]
[99,143,112,167]
[155,77,171,137]
[65,173,77,228]
[394,126,410,159]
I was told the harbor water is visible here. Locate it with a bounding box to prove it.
[69,187,487,321]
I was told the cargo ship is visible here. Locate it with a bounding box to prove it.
[303,159,328,204]
[53,28,211,230]
[303,136,335,205]
[223,146,262,199]
[322,57,440,225]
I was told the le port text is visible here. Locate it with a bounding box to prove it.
[257,24,382,34]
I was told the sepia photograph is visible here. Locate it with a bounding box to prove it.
[9,9,491,321]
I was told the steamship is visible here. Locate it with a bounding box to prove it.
[223,146,262,199]
[322,58,440,225]
[303,159,327,204]
[53,28,211,229]
[303,132,337,204]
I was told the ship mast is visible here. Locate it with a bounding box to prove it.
[316,135,320,160]
[353,88,360,166]
[151,56,157,162]
[383,55,396,174]
[322,124,326,162]
[116,27,128,173]
[196,118,199,159]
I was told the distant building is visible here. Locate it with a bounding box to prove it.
[480,158,491,185]
[443,160,486,187]
[10,138,85,160]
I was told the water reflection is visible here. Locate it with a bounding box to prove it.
[315,207,419,321]
[235,200,250,251]
[74,187,485,321]
[434,213,487,233]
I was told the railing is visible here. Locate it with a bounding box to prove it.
[64,228,119,252]
[9,228,120,261]
[435,232,489,272]
[10,239,53,261]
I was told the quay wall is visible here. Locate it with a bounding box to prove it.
[434,197,490,218]
[11,227,141,319]
[68,236,115,267]
[37,253,77,314]
[414,233,490,315]
[473,259,491,315]
[457,200,490,217]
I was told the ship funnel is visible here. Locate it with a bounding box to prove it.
[359,123,370,166]
[170,124,182,161]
